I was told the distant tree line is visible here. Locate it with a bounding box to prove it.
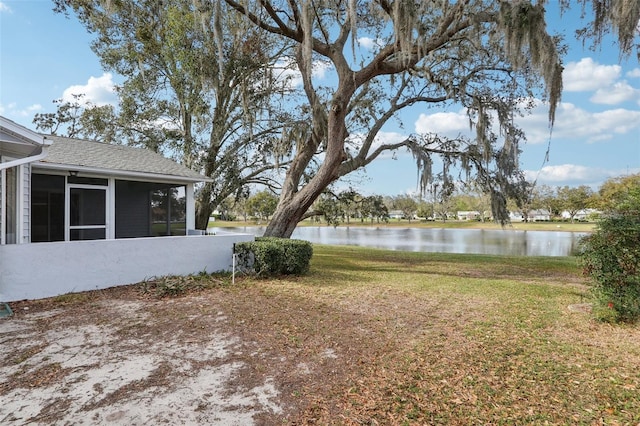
[213,173,639,226]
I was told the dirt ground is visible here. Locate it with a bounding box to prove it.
[1,278,389,425]
[4,267,635,425]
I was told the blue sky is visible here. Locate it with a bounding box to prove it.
[1,0,639,197]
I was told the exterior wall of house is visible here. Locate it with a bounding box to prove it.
[457,211,480,221]
[0,233,254,302]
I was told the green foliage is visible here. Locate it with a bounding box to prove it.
[235,237,313,277]
[391,195,418,222]
[54,0,287,230]
[580,186,640,323]
[33,94,119,143]
[246,190,278,221]
[337,189,360,224]
[315,194,344,226]
[597,173,640,214]
[557,185,595,222]
[360,195,390,223]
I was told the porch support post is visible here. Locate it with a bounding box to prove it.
[108,177,116,239]
[186,183,195,231]
[17,164,23,244]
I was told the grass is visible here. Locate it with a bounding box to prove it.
[247,245,640,423]
[8,244,638,424]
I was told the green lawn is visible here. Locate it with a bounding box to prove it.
[247,245,639,423]
[15,244,637,424]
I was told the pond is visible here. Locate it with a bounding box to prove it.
[208,226,589,257]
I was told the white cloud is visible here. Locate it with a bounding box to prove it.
[526,164,594,183]
[272,58,332,89]
[414,109,471,138]
[61,73,117,106]
[524,164,635,186]
[358,37,376,50]
[412,98,640,147]
[0,102,43,118]
[358,37,385,50]
[590,81,640,105]
[312,60,332,80]
[0,2,12,13]
[271,58,300,87]
[26,104,43,114]
[517,100,640,144]
[563,58,621,92]
[627,68,640,78]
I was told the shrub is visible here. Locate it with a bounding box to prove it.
[235,237,313,277]
[579,185,640,323]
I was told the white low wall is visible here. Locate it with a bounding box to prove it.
[0,233,253,302]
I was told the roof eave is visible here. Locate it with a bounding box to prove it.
[33,162,214,184]
[0,116,47,146]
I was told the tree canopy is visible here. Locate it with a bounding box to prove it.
[220,0,637,237]
[54,0,639,238]
[246,190,279,221]
[54,0,293,228]
[597,173,640,214]
[220,0,561,237]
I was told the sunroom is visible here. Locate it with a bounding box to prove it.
[0,116,252,302]
[30,134,203,242]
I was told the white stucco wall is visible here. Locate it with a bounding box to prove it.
[0,233,253,302]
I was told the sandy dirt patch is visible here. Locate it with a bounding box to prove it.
[1,297,284,425]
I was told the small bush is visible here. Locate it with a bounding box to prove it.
[580,186,640,323]
[235,237,313,277]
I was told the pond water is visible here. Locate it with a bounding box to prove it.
[208,226,589,257]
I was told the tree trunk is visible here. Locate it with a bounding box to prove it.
[262,34,357,238]
[264,115,348,237]
[195,185,213,230]
[263,203,304,238]
[264,160,339,237]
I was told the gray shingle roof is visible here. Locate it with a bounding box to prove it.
[40,135,210,182]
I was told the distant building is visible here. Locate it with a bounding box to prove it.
[389,210,404,220]
[561,208,600,221]
[509,210,551,222]
[457,211,480,221]
[529,209,551,222]
[509,211,525,222]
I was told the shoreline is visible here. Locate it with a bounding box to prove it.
[209,220,595,233]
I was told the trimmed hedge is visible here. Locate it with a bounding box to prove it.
[235,237,313,277]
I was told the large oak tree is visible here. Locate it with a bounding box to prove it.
[220,0,637,237]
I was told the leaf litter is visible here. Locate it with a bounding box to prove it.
[1,248,640,425]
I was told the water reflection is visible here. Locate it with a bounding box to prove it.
[208,226,588,257]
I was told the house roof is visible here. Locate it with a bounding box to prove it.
[0,116,49,158]
[36,135,212,183]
